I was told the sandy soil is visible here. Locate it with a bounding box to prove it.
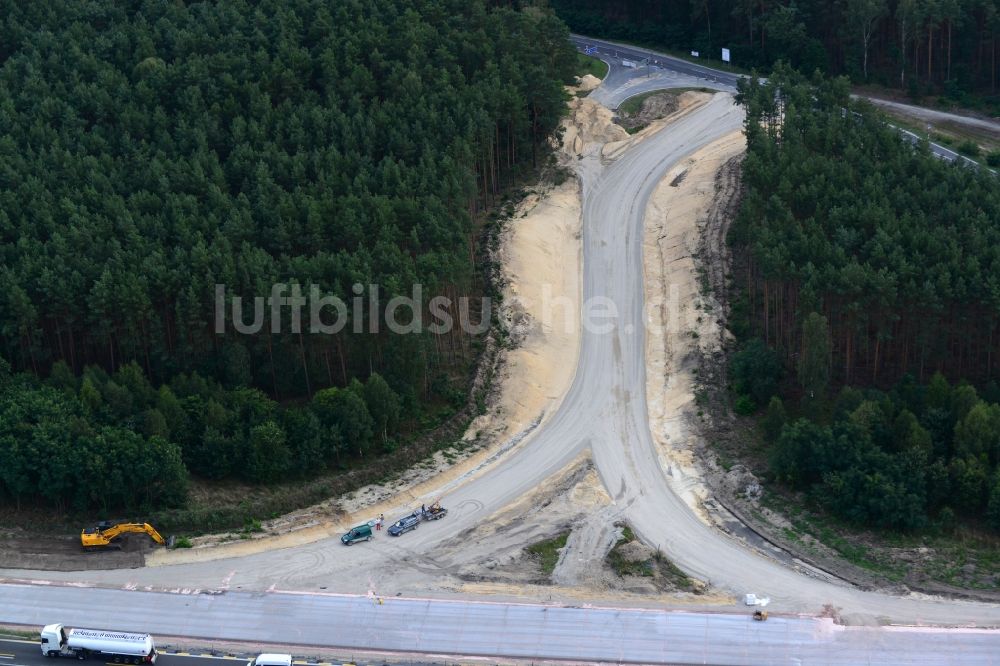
[576,73,603,92]
[562,96,629,157]
[641,129,746,524]
[437,453,610,585]
[426,453,726,603]
[464,178,583,447]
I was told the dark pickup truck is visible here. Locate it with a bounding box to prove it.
[387,514,420,536]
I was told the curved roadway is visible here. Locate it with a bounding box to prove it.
[4,46,1000,654]
[574,33,989,168]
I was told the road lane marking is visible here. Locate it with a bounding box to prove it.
[158,655,353,666]
[160,655,236,661]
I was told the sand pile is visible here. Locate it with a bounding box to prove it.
[562,97,630,155]
[576,73,602,92]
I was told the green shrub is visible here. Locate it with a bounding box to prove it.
[957,140,981,157]
[734,394,757,415]
[936,506,956,534]
[173,537,193,548]
[730,339,783,405]
[526,532,569,576]
[986,151,1000,168]
[760,396,787,441]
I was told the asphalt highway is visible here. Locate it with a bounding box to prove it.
[3,586,1000,665]
[570,34,743,89]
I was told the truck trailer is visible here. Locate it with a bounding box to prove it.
[40,624,158,663]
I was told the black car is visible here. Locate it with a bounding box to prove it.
[387,514,420,536]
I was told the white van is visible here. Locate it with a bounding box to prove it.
[247,654,292,666]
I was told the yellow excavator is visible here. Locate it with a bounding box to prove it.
[81,521,168,549]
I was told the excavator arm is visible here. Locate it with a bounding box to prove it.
[81,522,166,548]
[138,523,166,544]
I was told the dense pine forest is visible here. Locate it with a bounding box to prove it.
[730,68,1000,532]
[553,0,1000,109]
[0,0,576,514]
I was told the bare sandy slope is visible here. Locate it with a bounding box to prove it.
[562,96,629,156]
[465,180,582,447]
[642,131,746,521]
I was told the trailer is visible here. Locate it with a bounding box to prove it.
[40,624,157,663]
[421,502,448,521]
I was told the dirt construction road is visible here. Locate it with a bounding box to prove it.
[5,90,1000,628]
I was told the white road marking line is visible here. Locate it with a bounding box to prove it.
[160,658,348,666]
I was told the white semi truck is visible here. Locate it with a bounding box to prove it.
[40,624,158,663]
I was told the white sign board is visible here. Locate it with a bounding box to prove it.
[690,51,699,58]
[721,48,731,63]
[744,593,771,607]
